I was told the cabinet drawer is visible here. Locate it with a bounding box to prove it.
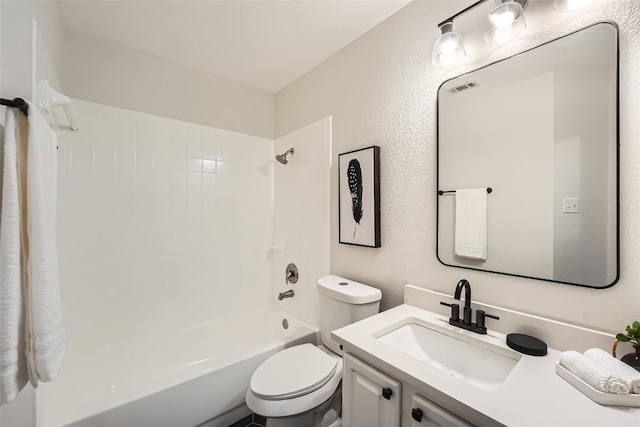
[409,393,471,427]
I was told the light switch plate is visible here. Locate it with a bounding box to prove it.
[563,198,579,213]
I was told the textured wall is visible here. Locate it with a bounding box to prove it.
[275,0,640,333]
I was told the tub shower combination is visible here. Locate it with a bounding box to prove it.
[37,101,328,426]
[39,310,316,426]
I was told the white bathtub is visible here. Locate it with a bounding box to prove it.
[38,310,318,427]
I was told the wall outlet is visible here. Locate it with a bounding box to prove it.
[563,198,579,213]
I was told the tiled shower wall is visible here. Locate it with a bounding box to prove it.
[58,100,273,354]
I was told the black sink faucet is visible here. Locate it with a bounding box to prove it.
[440,279,499,335]
[454,279,472,325]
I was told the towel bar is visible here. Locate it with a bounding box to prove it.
[438,187,492,195]
[0,98,29,116]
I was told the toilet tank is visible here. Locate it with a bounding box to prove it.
[317,275,382,355]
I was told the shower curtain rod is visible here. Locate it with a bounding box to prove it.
[0,98,29,116]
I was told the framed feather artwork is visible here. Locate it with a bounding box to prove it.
[338,146,381,248]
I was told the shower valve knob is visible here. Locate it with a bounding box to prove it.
[285,263,298,284]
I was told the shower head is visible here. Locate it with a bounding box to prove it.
[276,147,294,165]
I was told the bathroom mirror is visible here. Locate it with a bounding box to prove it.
[437,22,618,289]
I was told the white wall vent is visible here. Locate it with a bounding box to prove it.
[448,82,479,94]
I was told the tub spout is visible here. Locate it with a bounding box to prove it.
[278,290,294,300]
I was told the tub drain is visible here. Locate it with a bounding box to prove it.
[282,319,289,329]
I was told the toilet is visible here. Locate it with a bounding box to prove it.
[245,275,382,427]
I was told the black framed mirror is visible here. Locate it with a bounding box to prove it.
[436,22,619,289]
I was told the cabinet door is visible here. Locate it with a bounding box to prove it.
[408,393,471,427]
[343,354,401,427]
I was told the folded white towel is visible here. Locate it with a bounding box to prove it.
[559,351,630,395]
[24,101,66,385]
[584,348,640,394]
[455,188,488,260]
[0,109,29,403]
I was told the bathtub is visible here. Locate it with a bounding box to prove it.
[37,310,318,427]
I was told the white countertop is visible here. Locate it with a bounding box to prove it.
[332,304,640,427]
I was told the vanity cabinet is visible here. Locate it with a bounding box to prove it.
[343,353,471,427]
[343,353,401,427]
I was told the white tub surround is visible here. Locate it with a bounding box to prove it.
[40,100,282,426]
[38,310,317,427]
[332,286,640,427]
[271,117,331,327]
[36,99,335,427]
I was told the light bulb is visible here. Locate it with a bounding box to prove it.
[432,22,466,67]
[439,52,458,67]
[440,39,457,56]
[484,0,526,44]
[493,27,513,43]
[438,37,459,66]
[490,10,515,30]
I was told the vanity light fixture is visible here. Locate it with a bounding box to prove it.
[432,22,466,67]
[553,0,596,12]
[432,0,529,67]
[484,0,528,44]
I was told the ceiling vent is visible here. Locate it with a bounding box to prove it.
[448,82,479,94]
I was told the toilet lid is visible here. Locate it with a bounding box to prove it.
[250,344,339,400]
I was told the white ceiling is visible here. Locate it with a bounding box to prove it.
[59,0,411,93]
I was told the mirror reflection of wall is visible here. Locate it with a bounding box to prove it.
[437,22,618,289]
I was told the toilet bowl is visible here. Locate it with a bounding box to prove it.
[245,344,342,427]
[245,275,382,427]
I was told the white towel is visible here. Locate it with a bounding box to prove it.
[0,109,29,403]
[559,350,630,395]
[455,188,488,260]
[24,101,66,385]
[584,348,640,394]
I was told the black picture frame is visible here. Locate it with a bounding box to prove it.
[338,146,381,248]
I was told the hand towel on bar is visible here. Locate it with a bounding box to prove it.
[0,109,29,403]
[24,101,66,385]
[559,350,630,394]
[584,348,640,394]
[455,188,488,260]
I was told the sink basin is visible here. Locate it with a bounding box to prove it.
[376,319,521,391]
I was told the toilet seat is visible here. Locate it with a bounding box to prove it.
[246,344,343,418]
[250,344,338,400]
